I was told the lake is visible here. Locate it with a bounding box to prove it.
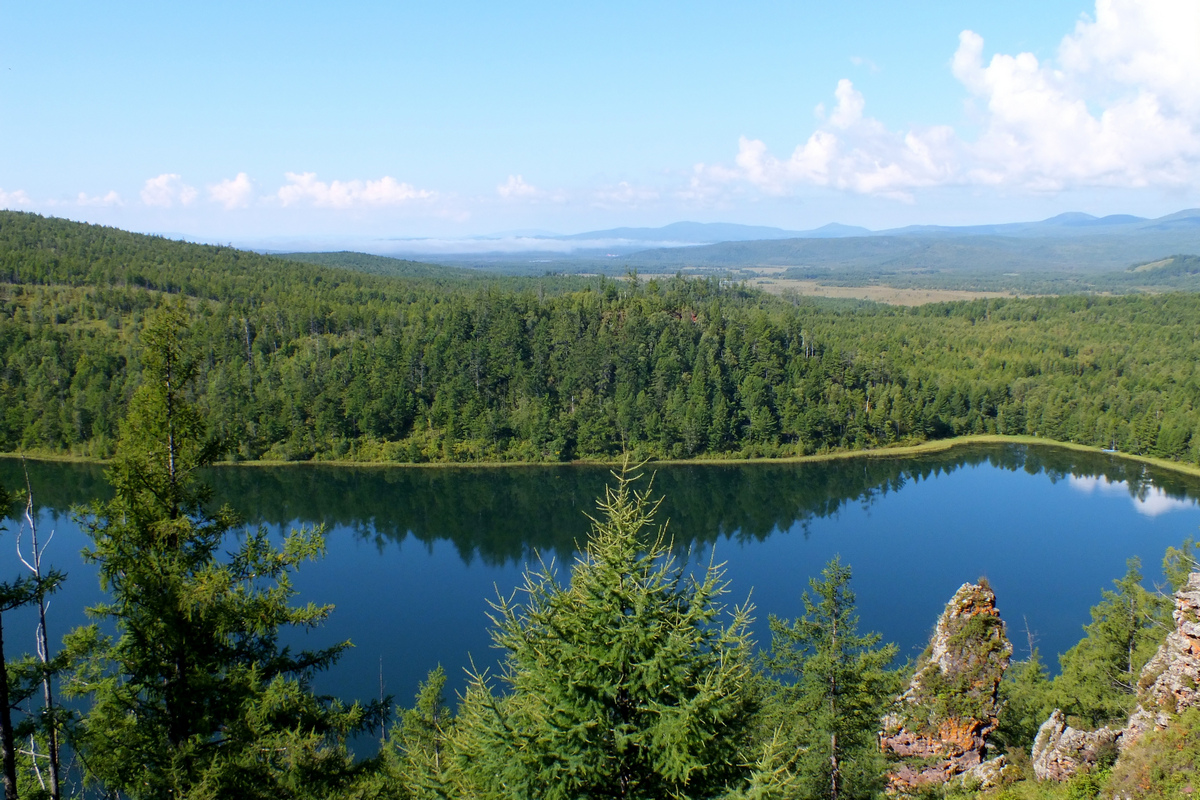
[3,443,1200,711]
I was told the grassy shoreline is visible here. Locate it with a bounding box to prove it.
[5,434,1200,479]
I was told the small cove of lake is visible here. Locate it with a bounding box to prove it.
[4,442,1200,709]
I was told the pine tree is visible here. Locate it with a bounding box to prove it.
[63,304,382,799]
[764,557,899,800]
[437,464,767,800]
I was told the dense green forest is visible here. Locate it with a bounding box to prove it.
[2,271,1199,798]
[3,211,1199,467]
[627,225,1200,275]
[2,316,1197,798]
[776,252,1200,295]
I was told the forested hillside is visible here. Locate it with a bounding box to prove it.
[2,211,1199,465]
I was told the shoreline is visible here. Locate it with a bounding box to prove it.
[5,434,1200,479]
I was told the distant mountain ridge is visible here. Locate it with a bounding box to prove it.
[559,221,870,243]
[232,210,1200,267]
[560,209,1200,245]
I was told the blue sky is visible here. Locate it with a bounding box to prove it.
[3,0,1198,242]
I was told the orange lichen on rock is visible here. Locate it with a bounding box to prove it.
[881,581,1012,793]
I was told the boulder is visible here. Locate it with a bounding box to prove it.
[1031,709,1121,781]
[950,755,1017,791]
[882,581,1012,793]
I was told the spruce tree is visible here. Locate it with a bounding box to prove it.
[63,305,382,799]
[438,465,766,800]
[764,557,899,800]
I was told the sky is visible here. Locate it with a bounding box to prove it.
[3,0,1199,244]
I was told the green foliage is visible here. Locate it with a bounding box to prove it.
[1052,559,1171,729]
[896,584,1011,737]
[994,649,1056,753]
[0,482,64,800]
[433,466,770,799]
[1105,706,1200,800]
[6,212,1200,468]
[370,667,451,800]
[1162,536,1200,593]
[64,306,382,799]
[922,608,1010,725]
[764,556,900,800]
[276,251,486,282]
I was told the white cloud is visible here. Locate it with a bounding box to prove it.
[209,173,254,209]
[700,0,1200,199]
[497,174,540,199]
[75,190,123,207]
[0,188,33,208]
[695,80,958,201]
[141,174,198,207]
[277,172,434,208]
[954,0,1200,190]
[495,174,568,203]
[592,181,659,208]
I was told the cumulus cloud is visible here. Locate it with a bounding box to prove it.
[277,172,434,208]
[76,190,123,207]
[695,80,957,201]
[954,0,1200,190]
[0,188,33,208]
[209,173,254,209]
[698,0,1200,199]
[141,174,198,207]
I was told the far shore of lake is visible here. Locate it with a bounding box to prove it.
[5,434,1200,480]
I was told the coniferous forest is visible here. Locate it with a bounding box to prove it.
[2,211,1200,467]
[0,305,1196,799]
[2,211,1200,799]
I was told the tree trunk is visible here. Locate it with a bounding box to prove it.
[830,731,839,800]
[0,614,20,800]
[23,482,59,800]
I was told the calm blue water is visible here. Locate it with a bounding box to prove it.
[3,444,1199,711]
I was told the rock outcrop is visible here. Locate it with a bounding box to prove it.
[881,581,1013,793]
[949,755,1017,792]
[1031,710,1121,781]
[1121,571,1200,749]
[1029,571,1200,781]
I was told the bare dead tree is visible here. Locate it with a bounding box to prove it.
[16,465,60,800]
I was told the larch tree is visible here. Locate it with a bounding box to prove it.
[1052,558,1170,728]
[764,556,899,800]
[63,304,384,800]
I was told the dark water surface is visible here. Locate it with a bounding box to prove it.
[4,443,1200,710]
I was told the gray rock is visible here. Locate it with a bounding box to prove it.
[1031,709,1120,781]
[1121,571,1200,750]
[949,755,1016,791]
